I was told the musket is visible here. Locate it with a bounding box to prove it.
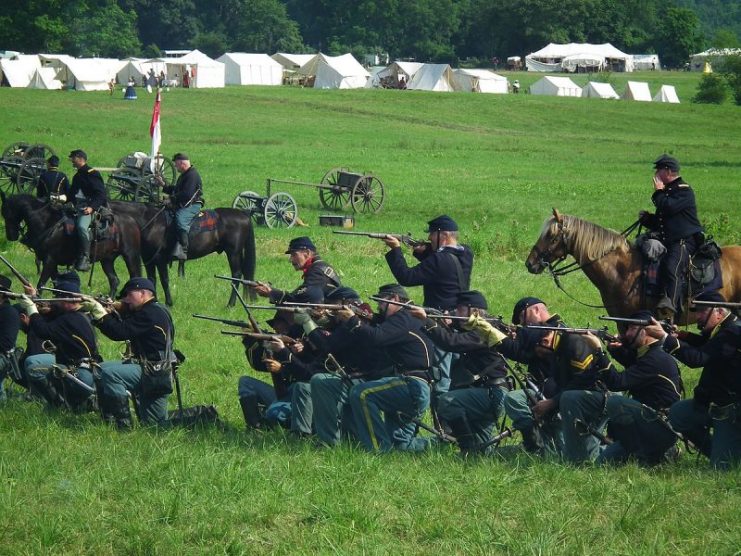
[38,286,115,306]
[478,427,515,450]
[368,296,443,316]
[0,254,32,287]
[523,325,619,343]
[214,274,268,288]
[281,301,374,320]
[574,418,613,445]
[426,313,516,333]
[2,291,83,303]
[690,300,741,309]
[229,283,260,332]
[333,230,427,248]
[192,313,250,328]
[397,410,457,444]
[599,315,675,333]
[221,331,298,345]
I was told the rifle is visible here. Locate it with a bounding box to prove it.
[192,314,250,328]
[396,410,457,444]
[599,315,675,333]
[478,427,515,451]
[523,325,619,343]
[229,283,261,332]
[690,300,741,310]
[38,286,115,307]
[214,274,268,288]
[221,331,298,345]
[0,254,32,287]
[368,296,443,316]
[2,291,84,303]
[333,230,427,248]
[426,313,516,333]
[281,301,374,320]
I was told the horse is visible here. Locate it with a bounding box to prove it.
[525,209,741,324]
[0,193,142,296]
[109,201,256,307]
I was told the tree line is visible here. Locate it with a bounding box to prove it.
[1,0,739,69]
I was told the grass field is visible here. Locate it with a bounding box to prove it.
[0,71,740,554]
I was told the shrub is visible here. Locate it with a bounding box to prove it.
[692,73,728,104]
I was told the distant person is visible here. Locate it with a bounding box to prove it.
[164,153,203,260]
[513,80,520,93]
[108,78,115,96]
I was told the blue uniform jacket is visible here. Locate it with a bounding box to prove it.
[643,177,702,243]
[70,165,107,210]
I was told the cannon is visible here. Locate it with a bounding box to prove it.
[0,142,57,195]
[105,152,176,203]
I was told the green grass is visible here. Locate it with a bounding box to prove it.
[1,73,740,554]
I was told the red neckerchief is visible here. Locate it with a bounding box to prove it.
[301,255,316,278]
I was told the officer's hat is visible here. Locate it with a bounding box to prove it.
[284,236,316,254]
[68,149,87,160]
[425,215,458,232]
[628,310,654,322]
[325,286,360,303]
[457,290,488,310]
[54,280,81,295]
[172,152,190,162]
[54,271,81,287]
[0,274,12,293]
[117,277,156,299]
[653,154,680,172]
[512,296,545,325]
[47,155,60,167]
[376,283,409,300]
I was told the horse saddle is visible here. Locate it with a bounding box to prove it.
[689,238,723,292]
[188,209,219,236]
[93,207,116,241]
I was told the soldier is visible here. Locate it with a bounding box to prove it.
[36,155,69,200]
[0,275,20,403]
[598,310,682,465]
[346,284,436,452]
[638,154,703,321]
[382,214,474,394]
[18,279,98,410]
[648,291,741,469]
[164,153,203,260]
[253,237,341,304]
[410,290,510,456]
[68,149,108,272]
[81,278,175,429]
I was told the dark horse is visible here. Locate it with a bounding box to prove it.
[110,201,256,306]
[525,209,741,325]
[1,193,142,296]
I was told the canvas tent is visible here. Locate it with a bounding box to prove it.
[299,53,369,89]
[529,76,581,97]
[623,81,652,101]
[54,58,124,91]
[690,48,741,71]
[117,58,167,85]
[371,61,423,88]
[453,69,508,93]
[633,54,661,71]
[526,43,634,73]
[581,81,619,99]
[653,85,679,103]
[27,67,62,89]
[271,53,315,70]
[407,64,455,92]
[217,53,282,86]
[150,49,224,88]
[0,55,41,87]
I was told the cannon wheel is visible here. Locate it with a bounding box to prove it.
[319,167,351,210]
[134,184,159,204]
[350,174,385,214]
[264,192,297,229]
[107,159,141,202]
[24,143,56,160]
[16,157,46,193]
[146,155,176,188]
[0,142,29,192]
[232,190,263,225]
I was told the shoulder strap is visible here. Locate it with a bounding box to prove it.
[447,250,468,291]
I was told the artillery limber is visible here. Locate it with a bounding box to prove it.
[105,151,176,204]
[0,142,57,195]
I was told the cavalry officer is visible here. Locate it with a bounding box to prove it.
[165,153,203,260]
[82,278,175,429]
[346,284,435,452]
[648,291,741,469]
[0,275,20,403]
[382,214,474,394]
[253,236,341,305]
[598,310,682,466]
[36,155,69,200]
[68,149,108,272]
[18,279,98,410]
[638,154,703,321]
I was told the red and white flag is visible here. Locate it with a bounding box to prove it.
[149,89,161,173]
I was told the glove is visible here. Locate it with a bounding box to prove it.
[81,299,107,320]
[17,294,38,316]
[462,314,506,347]
[293,310,317,334]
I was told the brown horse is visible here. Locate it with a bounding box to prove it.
[525,209,741,323]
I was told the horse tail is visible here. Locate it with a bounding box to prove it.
[241,215,257,300]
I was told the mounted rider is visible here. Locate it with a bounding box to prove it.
[36,155,70,201]
[164,152,203,261]
[68,150,108,272]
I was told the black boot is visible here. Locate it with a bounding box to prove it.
[29,376,65,408]
[97,388,115,425]
[76,237,92,271]
[106,395,133,430]
[171,230,189,261]
[520,424,544,454]
[449,416,480,457]
[239,395,263,429]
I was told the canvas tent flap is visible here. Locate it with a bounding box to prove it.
[581,81,619,99]
[27,67,62,89]
[623,80,652,101]
[453,68,508,93]
[217,53,282,86]
[529,76,581,97]
[300,53,369,89]
[0,55,41,87]
[407,64,455,92]
[271,53,315,70]
[653,85,679,103]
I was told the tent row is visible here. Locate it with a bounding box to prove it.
[525,43,662,73]
[530,76,679,103]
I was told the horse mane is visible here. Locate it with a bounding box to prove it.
[551,214,629,263]
[6,194,53,232]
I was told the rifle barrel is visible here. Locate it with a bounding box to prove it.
[214,274,262,287]
[691,300,741,309]
[0,254,32,287]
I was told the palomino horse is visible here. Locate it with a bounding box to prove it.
[0,193,142,296]
[110,201,256,307]
[525,209,741,324]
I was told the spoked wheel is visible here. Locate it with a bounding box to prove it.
[25,143,56,160]
[134,184,159,204]
[263,192,297,228]
[1,142,30,161]
[147,155,176,188]
[16,157,46,193]
[106,167,141,202]
[233,190,263,225]
[319,167,351,210]
[0,155,25,194]
[350,175,385,213]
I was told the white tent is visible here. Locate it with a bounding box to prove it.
[690,48,741,71]
[623,81,652,101]
[453,69,508,93]
[217,53,283,86]
[526,43,634,72]
[299,53,369,89]
[55,58,124,91]
[633,54,661,71]
[150,49,225,88]
[529,76,581,97]
[117,58,167,85]
[581,81,619,99]
[0,55,41,87]
[27,67,62,90]
[271,53,315,70]
[407,64,455,92]
[371,61,423,88]
[653,85,679,104]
